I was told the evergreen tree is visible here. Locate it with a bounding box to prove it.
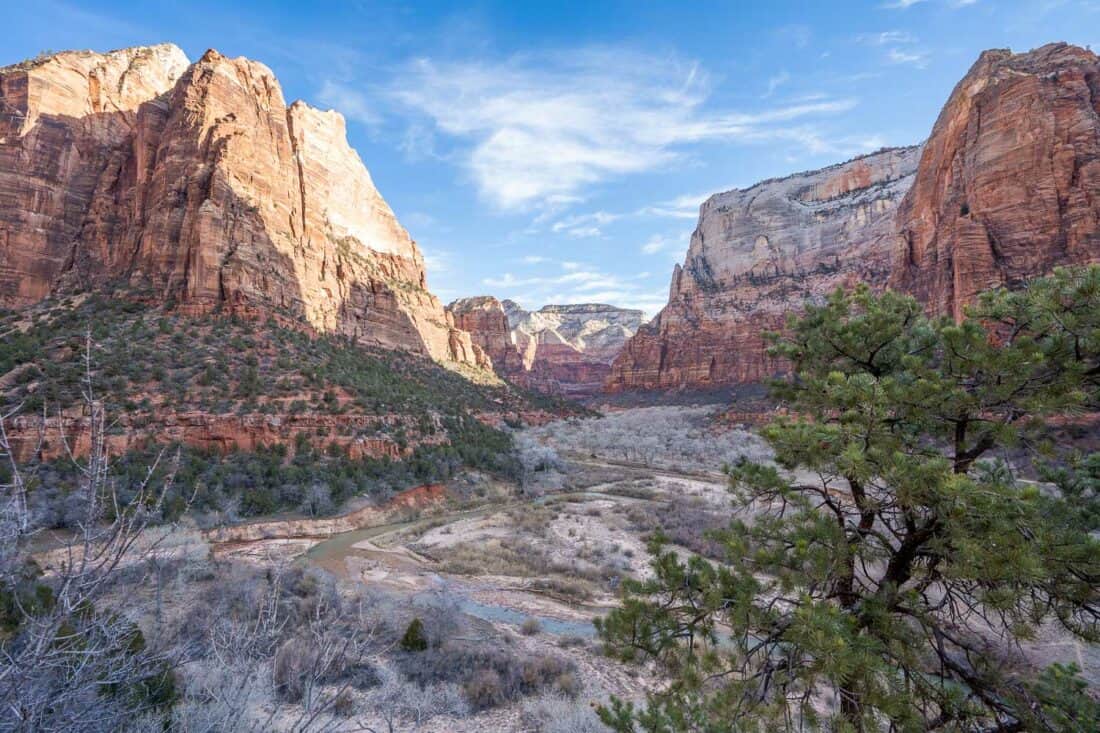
[597,266,1100,732]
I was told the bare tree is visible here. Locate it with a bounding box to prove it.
[0,334,182,732]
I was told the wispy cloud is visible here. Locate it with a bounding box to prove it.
[484,262,667,316]
[858,30,917,45]
[317,80,382,126]
[641,231,689,257]
[857,29,928,69]
[763,71,791,98]
[881,0,977,8]
[551,211,621,237]
[887,48,930,67]
[639,190,718,219]
[387,48,858,210]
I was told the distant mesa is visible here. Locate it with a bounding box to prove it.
[447,297,643,396]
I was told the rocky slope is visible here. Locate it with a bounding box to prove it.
[447,298,643,395]
[891,43,1100,318]
[0,44,488,372]
[609,42,1100,394]
[607,146,922,391]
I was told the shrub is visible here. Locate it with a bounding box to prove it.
[399,618,429,652]
[396,640,577,711]
[520,617,542,636]
[522,694,605,733]
[463,668,506,711]
[273,636,319,703]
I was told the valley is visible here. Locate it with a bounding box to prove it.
[1,25,1099,733]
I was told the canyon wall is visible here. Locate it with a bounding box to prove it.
[0,44,488,371]
[506,302,644,396]
[891,43,1100,318]
[447,296,527,378]
[447,298,643,395]
[609,43,1100,394]
[607,146,922,391]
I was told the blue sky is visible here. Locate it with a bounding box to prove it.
[3,1,1098,315]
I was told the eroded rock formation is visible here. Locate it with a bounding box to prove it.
[506,302,644,395]
[0,44,488,371]
[891,43,1100,318]
[446,298,643,395]
[607,147,922,392]
[609,42,1100,394]
[446,296,527,377]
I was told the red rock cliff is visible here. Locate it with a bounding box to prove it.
[609,43,1100,394]
[891,43,1100,318]
[0,45,489,371]
[448,297,643,395]
[446,296,526,377]
[607,146,922,392]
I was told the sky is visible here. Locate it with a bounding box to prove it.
[3,1,1099,316]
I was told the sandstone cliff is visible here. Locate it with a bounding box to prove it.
[506,301,643,396]
[607,146,922,392]
[891,43,1100,318]
[446,296,527,378]
[609,42,1100,394]
[446,298,642,395]
[0,44,488,372]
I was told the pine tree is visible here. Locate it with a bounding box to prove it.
[399,617,429,652]
[597,266,1100,732]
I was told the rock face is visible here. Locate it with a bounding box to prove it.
[891,43,1100,318]
[447,296,526,377]
[607,147,922,392]
[505,302,644,395]
[0,45,488,371]
[447,298,643,395]
[609,43,1100,395]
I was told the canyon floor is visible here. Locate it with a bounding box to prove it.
[24,406,1100,731]
[58,406,756,732]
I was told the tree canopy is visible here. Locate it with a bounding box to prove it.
[597,266,1100,732]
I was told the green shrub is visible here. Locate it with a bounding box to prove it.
[400,617,429,652]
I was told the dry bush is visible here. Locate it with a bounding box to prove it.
[396,639,577,711]
[625,499,729,560]
[521,694,607,733]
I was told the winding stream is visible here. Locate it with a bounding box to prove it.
[297,489,658,636]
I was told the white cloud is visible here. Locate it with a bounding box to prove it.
[482,264,668,316]
[388,49,858,210]
[881,0,975,7]
[858,30,917,45]
[550,210,621,237]
[317,80,382,126]
[887,48,930,67]
[521,255,550,264]
[419,245,450,274]
[639,190,719,219]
